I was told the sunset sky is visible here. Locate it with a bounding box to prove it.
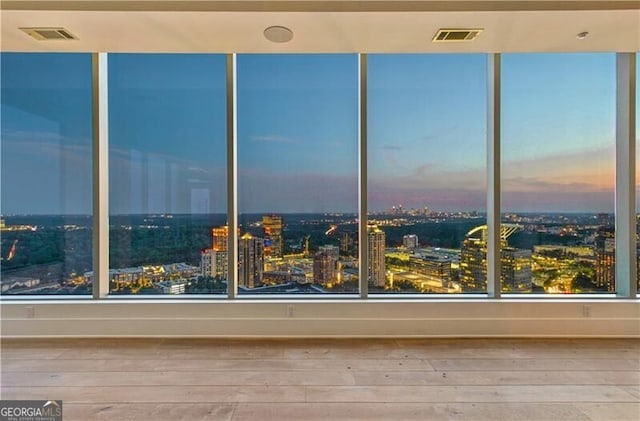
[1,52,633,215]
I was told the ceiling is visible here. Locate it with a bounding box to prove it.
[1,1,638,53]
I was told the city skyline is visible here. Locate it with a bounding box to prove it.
[1,52,638,215]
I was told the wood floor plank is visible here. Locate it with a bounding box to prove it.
[3,369,639,388]
[429,358,640,371]
[230,402,591,421]
[1,357,434,372]
[0,385,306,403]
[352,370,640,386]
[64,403,236,421]
[1,370,357,387]
[574,403,640,421]
[304,385,638,403]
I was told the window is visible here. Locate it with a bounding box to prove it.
[236,54,359,295]
[107,54,227,295]
[1,53,93,295]
[368,54,487,294]
[502,53,616,294]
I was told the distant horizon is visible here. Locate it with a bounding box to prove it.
[0,211,618,217]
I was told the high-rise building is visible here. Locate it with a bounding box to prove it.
[595,226,615,292]
[340,232,354,256]
[403,234,419,249]
[200,249,228,280]
[238,233,265,288]
[367,225,386,288]
[313,250,337,285]
[501,247,533,292]
[212,225,229,251]
[460,236,487,291]
[262,215,284,258]
[459,224,532,292]
[318,245,340,260]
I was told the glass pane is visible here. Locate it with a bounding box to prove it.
[237,54,359,295]
[502,53,616,294]
[108,54,227,295]
[368,54,487,294]
[1,53,93,295]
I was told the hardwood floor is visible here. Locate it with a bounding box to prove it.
[1,338,638,420]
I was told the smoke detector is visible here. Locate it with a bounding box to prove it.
[433,28,483,42]
[20,27,77,40]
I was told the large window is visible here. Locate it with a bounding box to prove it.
[1,53,93,295]
[107,54,227,295]
[236,54,359,295]
[502,53,616,294]
[1,51,636,299]
[368,54,487,294]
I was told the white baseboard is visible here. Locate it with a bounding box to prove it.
[1,299,638,338]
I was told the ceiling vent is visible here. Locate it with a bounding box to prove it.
[20,27,77,41]
[432,28,483,42]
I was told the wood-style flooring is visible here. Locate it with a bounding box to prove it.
[1,338,639,420]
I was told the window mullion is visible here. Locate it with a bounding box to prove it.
[92,52,109,299]
[487,53,501,298]
[615,52,637,297]
[359,53,369,299]
[227,53,238,299]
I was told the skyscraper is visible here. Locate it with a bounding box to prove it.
[367,225,386,288]
[201,249,228,280]
[205,225,235,281]
[212,225,229,251]
[313,250,337,285]
[262,215,284,258]
[460,236,487,291]
[460,224,532,292]
[595,226,615,292]
[238,233,265,289]
[501,247,533,292]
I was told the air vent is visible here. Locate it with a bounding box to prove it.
[20,27,77,41]
[433,28,483,43]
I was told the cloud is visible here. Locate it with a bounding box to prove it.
[502,176,598,193]
[251,135,296,144]
[379,145,402,151]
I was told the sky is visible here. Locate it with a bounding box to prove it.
[0,52,632,215]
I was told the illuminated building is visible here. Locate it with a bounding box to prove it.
[318,245,340,260]
[340,232,354,255]
[460,236,487,291]
[238,233,265,288]
[367,225,386,288]
[403,234,419,249]
[204,225,237,280]
[313,250,337,285]
[200,249,228,280]
[212,225,229,251]
[460,224,532,292]
[501,247,533,292]
[262,215,284,258]
[409,254,451,284]
[595,226,615,292]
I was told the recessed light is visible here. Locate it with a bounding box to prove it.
[576,31,589,40]
[264,26,293,43]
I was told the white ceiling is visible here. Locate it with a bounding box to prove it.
[1,1,638,53]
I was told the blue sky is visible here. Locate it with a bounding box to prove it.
[0,52,628,215]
